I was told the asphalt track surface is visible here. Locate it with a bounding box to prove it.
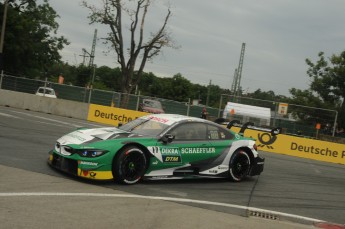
[0,106,344,228]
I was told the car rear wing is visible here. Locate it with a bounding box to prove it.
[215,118,282,136]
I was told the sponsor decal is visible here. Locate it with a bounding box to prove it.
[77,168,113,180]
[257,133,277,149]
[161,147,179,155]
[149,147,182,163]
[148,146,216,163]
[149,116,169,124]
[87,104,147,126]
[218,165,228,170]
[181,147,216,154]
[80,170,97,178]
[290,142,340,158]
[162,156,181,163]
[229,126,345,165]
[94,109,135,123]
[78,161,98,166]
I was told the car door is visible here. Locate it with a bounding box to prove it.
[155,122,216,165]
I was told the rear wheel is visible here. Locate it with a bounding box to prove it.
[113,146,147,184]
[229,150,251,182]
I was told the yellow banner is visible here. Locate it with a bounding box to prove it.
[231,127,345,165]
[87,104,148,126]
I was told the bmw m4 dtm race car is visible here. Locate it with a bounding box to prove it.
[48,114,276,185]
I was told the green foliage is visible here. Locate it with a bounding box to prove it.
[248,89,276,101]
[96,66,122,91]
[0,0,68,77]
[287,88,331,124]
[306,51,345,127]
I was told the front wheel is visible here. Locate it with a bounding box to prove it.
[113,146,147,184]
[229,150,251,182]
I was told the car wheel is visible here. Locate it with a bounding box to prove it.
[113,146,147,184]
[229,150,251,182]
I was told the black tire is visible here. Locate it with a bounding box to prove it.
[113,146,147,184]
[229,150,251,182]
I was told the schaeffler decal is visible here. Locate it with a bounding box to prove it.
[181,147,216,154]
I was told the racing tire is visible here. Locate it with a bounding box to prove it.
[229,149,251,182]
[113,146,147,185]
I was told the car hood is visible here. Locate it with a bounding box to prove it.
[57,127,131,145]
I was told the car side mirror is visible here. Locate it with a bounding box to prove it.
[160,134,175,144]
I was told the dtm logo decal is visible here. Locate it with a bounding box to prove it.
[257,133,277,149]
[147,147,182,163]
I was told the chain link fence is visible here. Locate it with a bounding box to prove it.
[0,74,219,119]
[219,94,338,138]
[0,74,341,139]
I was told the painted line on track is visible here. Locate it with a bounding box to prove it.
[0,192,325,224]
[6,109,105,128]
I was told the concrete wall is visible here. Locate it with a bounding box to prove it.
[0,89,89,120]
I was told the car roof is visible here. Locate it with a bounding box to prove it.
[143,113,212,126]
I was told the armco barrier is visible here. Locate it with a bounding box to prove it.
[1,89,344,165]
[0,89,89,120]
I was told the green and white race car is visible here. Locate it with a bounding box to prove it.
[48,114,265,184]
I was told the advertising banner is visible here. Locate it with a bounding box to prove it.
[231,127,345,165]
[278,103,288,115]
[87,104,147,126]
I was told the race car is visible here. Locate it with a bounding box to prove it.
[48,113,265,184]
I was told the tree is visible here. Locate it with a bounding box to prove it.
[249,89,276,101]
[306,51,345,127]
[0,0,68,77]
[83,0,176,107]
[287,88,334,125]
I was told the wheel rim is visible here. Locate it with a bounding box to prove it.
[121,152,145,182]
[232,152,250,179]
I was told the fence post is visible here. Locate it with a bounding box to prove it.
[332,111,338,137]
[0,70,3,89]
[118,93,122,108]
[273,102,278,127]
[186,98,190,116]
[218,95,223,118]
[136,91,141,111]
[88,87,92,104]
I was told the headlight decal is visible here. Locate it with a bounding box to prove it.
[77,149,109,158]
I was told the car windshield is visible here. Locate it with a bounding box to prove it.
[119,117,169,136]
